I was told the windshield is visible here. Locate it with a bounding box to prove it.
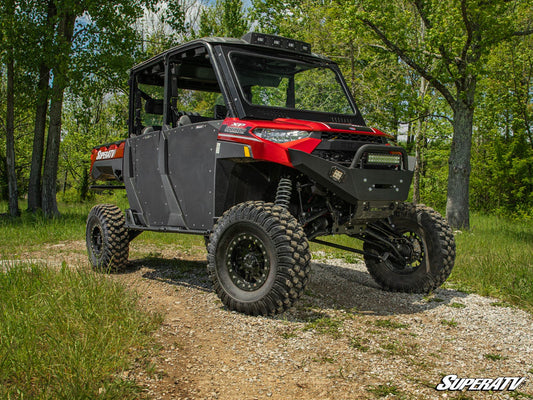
[230,53,355,115]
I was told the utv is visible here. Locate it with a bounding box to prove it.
[87,32,455,315]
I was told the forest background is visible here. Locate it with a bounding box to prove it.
[0,0,532,229]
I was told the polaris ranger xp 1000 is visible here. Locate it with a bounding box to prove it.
[87,33,455,315]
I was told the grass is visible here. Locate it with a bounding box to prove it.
[373,319,409,329]
[349,337,370,352]
[484,353,506,361]
[0,202,94,255]
[449,302,467,309]
[366,383,403,398]
[0,262,160,399]
[302,316,343,338]
[1,200,532,312]
[450,213,533,311]
[440,318,458,327]
[0,198,205,258]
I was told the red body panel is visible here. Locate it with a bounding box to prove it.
[90,118,389,177]
[90,141,125,175]
[217,117,389,167]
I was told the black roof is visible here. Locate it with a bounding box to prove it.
[131,35,330,73]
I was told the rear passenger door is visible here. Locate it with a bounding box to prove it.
[125,44,226,231]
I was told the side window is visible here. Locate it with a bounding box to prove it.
[138,82,164,128]
[168,52,226,126]
[132,60,165,136]
[173,87,221,118]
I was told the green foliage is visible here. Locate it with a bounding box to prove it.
[0,263,159,399]
[470,35,533,215]
[198,0,249,38]
[450,213,533,312]
[1,0,532,222]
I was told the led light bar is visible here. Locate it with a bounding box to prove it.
[241,32,312,54]
[367,153,401,165]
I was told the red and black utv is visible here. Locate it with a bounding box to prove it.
[87,32,455,315]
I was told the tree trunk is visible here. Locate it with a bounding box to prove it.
[5,47,20,217]
[28,64,51,212]
[41,12,76,217]
[446,99,474,230]
[412,118,424,204]
[413,75,429,204]
[28,0,57,212]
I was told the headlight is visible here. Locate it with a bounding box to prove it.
[253,128,311,143]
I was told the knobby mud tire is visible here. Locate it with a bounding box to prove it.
[86,204,129,272]
[364,203,455,293]
[207,201,311,316]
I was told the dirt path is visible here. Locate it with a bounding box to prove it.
[36,241,533,399]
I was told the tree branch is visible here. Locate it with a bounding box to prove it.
[400,113,453,125]
[460,0,474,65]
[511,28,533,37]
[360,18,457,108]
[412,0,432,30]
[367,43,442,59]
[412,0,456,70]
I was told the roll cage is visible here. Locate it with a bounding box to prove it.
[128,36,366,137]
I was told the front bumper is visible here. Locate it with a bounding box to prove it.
[288,145,413,204]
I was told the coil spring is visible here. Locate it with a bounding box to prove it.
[275,178,292,209]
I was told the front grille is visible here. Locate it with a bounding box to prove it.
[312,133,396,168]
[320,132,385,143]
[312,150,354,166]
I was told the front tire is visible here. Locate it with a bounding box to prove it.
[207,201,311,316]
[363,203,455,293]
[86,204,129,272]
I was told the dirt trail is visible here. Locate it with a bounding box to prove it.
[32,241,533,399]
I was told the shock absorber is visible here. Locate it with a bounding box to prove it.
[275,178,292,209]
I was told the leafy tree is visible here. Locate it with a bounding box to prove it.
[0,0,20,216]
[338,0,533,228]
[471,35,533,215]
[27,0,156,216]
[27,0,57,212]
[198,0,249,38]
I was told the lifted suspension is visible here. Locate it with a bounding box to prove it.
[275,178,292,209]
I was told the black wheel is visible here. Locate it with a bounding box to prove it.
[207,201,311,316]
[86,204,129,272]
[363,203,455,293]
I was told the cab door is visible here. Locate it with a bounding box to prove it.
[124,44,226,231]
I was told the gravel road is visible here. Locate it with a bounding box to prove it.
[105,242,533,400]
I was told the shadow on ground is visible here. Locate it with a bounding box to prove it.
[124,255,467,317]
[128,256,211,293]
[299,261,468,317]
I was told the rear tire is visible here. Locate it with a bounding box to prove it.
[207,201,310,316]
[363,203,455,293]
[86,204,129,272]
